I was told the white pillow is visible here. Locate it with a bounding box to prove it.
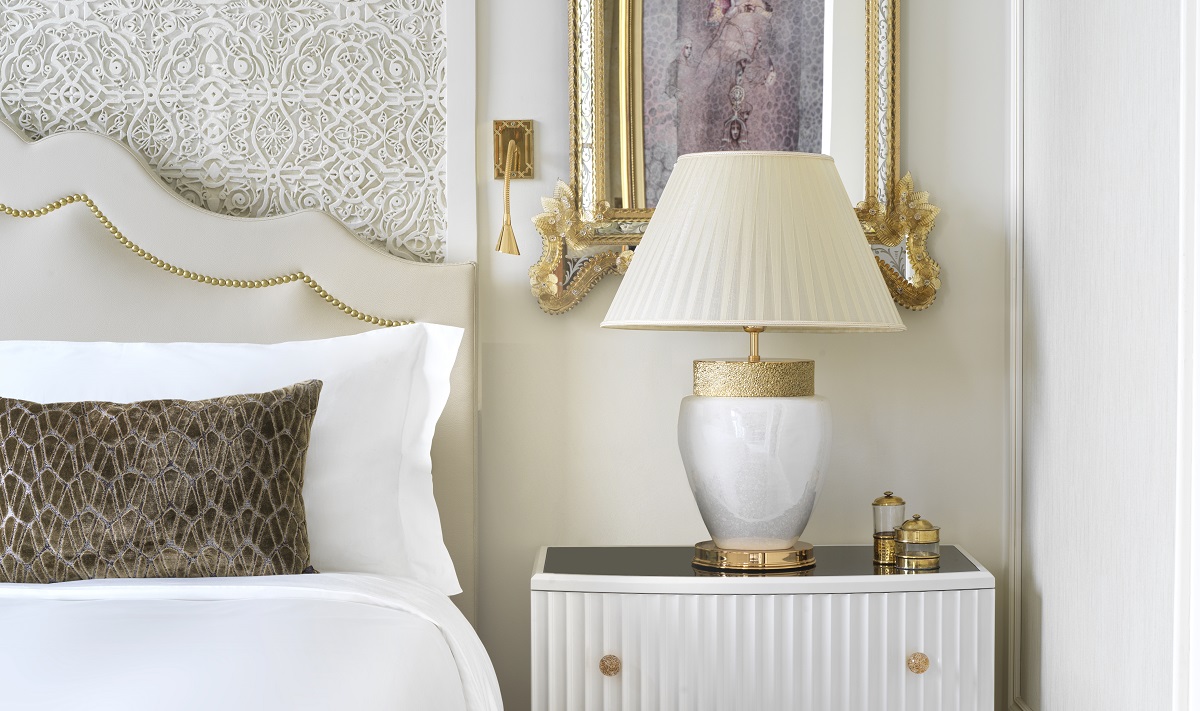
[0,325,464,594]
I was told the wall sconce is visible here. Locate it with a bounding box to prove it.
[494,120,533,256]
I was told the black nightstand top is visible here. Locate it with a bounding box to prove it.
[542,544,978,577]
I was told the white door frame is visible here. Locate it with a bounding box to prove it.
[1177,1,1198,709]
[1006,0,1028,707]
[1010,2,1200,708]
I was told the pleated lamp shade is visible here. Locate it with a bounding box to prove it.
[601,152,905,332]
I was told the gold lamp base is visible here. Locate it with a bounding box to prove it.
[691,540,816,572]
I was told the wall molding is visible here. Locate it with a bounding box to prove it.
[1006,0,1026,708]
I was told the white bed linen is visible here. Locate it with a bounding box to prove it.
[0,574,502,711]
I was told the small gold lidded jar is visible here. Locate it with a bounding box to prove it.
[895,515,940,571]
[872,491,906,565]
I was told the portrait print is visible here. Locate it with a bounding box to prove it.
[641,0,827,206]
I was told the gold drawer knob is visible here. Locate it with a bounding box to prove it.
[907,652,930,674]
[599,654,621,677]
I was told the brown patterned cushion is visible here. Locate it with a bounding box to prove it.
[0,380,322,583]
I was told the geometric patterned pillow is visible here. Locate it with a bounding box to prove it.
[0,380,322,583]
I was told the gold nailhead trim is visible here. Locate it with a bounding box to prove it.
[0,195,413,328]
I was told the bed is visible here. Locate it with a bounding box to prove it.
[0,120,500,710]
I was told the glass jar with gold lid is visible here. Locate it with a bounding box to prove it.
[894,514,940,570]
[872,491,905,564]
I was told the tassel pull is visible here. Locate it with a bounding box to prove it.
[495,140,521,255]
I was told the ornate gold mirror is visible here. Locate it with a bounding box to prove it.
[531,0,940,314]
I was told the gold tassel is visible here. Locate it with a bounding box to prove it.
[495,140,521,255]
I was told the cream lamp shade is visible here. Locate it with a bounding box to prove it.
[601,151,905,332]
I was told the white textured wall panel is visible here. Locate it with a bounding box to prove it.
[532,590,995,711]
[1021,1,1178,708]
[0,0,447,261]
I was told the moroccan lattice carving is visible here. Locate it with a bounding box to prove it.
[0,0,447,262]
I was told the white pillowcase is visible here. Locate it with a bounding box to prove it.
[0,325,464,595]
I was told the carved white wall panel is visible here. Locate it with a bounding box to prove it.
[0,0,447,262]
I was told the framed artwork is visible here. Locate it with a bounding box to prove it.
[639,0,830,208]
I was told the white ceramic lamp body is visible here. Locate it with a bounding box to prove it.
[678,395,832,550]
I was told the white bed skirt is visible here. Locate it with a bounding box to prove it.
[0,574,501,710]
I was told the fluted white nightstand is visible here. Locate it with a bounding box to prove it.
[531,545,994,711]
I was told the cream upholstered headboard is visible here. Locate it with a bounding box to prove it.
[0,121,479,623]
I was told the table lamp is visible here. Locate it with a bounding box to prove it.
[602,152,905,572]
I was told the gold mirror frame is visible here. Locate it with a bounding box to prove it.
[531,0,940,315]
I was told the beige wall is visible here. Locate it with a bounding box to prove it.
[475,2,1011,707]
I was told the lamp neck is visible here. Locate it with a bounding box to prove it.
[745,326,765,362]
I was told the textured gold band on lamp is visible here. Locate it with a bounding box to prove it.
[691,540,816,572]
[0,195,412,327]
[693,359,815,397]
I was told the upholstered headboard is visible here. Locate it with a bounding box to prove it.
[0,121,479,622]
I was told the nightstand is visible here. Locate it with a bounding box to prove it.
[531,545,994,711]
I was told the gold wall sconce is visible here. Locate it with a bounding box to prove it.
[494,120,534,179]
[493,120,534,256]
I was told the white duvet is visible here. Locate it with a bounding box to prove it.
[0,574,502,711]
